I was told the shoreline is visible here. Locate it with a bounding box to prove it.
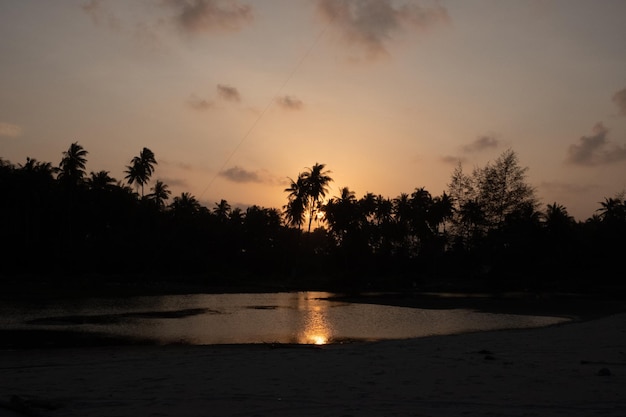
[327,290,626,322]
[2,312,625,416]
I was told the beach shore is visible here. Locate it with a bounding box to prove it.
[1,311,625,417]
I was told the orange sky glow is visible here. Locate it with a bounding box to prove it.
[1,0,626,221]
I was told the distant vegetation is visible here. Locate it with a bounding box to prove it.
[1,143,624,293]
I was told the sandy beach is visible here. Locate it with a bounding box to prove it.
[1,311,625,417]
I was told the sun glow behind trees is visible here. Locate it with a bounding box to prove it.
[1,142,625,291]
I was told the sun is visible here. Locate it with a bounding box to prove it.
[310,334,328,345]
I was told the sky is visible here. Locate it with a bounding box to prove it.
[1,0,625,221]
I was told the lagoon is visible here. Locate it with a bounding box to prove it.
[0,292,568,346]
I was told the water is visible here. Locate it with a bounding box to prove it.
[0,292,568,345]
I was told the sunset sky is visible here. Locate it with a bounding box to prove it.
[1,0,625,221]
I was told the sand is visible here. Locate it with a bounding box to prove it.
[1,313,625,417]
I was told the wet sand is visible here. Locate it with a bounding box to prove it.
[2,311,626,416]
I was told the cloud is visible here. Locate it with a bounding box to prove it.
[82,0,104,24]
[219,166,264,183]
[158,176,188,188]
[0,122,23,138]
[81,0,122,31]
[316,0,449,60]
[462,135,500,153]
[566,122,626,166]
[187,85,244,110]
[187,94,213,110]
[160,159,196,172]
[81,1,249,48]
[217,84,241,102]
[539,181,597,195]
[81,1,166,50]
[612,87,626,117]
[275,95,303,110]
[163,0,253,34]
[440,155,466,165]
[175,162,194,171]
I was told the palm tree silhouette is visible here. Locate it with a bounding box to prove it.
[597,197,625,224]
[125,147,157,197]
[301,163,333,232]
[19,157,57,179]
[87,170,116,191]
[429,192,454,234]
[373,195,393,226]
[283,175,307,229]
[458,199,487,247]
[214,199,231,222]
[147,180,171,211]
[544,202,574,231]
[324,186,358,241]
[170,192,201,217]
[58,142,88,187]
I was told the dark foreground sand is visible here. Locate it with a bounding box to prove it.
[1,312,625,417]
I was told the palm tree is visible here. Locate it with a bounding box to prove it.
[139,147,157,174]
[283,175,307,229]
[458,199,487,247]
[393,193,412,226]
[544,202,574,232]
[19,157,56,179]
[371,194,394,254]
[170,192,201,217]
[147,180,171,211]
[124,162,142,195]
[213,199,231,222]
[301,163,333,232]
[87,170,116,191]
[125,147,157,197]
[597,197,626,224]
[410,187,433,234]
[230,207,244,226]
[324,186,359,243]
[429,192,454,233]
[58,142,88,187]
[359,192,377,224]
[373,195,393,226]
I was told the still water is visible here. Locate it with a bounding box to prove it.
[0,292,568,345]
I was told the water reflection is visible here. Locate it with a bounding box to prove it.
[298,295,332,345]
[0,292,569,346]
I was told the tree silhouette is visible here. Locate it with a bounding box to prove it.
[373,195,393,226]
[214,199,231,222]
[125,147,157,197]
[283,175,307,229]
[369,194,394,256]
[58,142,88,187]
[170,192,201,218]
[2,143,625,292]
[597,196,626,224]
[301,163,333,232]
[242,205,283,266]
[447,149,537,251]
[544,202,574,232]
[87,170,116,191]
[430,192,454,233]
[475,149,537,227]
[409,187,434,238]
[284,163,334,232]
[324,186,359,244]
[147,180,171,211]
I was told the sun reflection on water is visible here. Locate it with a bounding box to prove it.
[309,334,328,345]
[298,296,332,345]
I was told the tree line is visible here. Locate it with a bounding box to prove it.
[1,143,624,292]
